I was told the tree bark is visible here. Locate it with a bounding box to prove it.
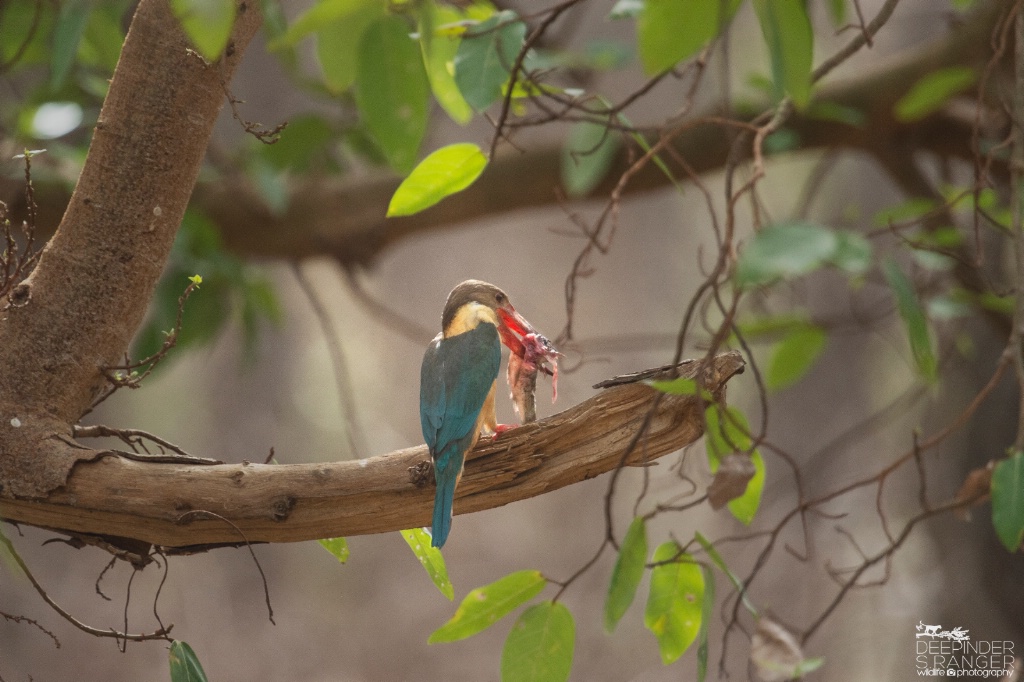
[0,0,262,498]
[0,352,744,547]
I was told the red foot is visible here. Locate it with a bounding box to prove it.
[491,423,518,438]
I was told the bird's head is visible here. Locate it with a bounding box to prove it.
[441,279,535,355]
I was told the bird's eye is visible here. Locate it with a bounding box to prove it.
[496,293,505,304]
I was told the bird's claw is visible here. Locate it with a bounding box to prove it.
[491,423,517,439]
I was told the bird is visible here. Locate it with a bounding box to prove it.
[419,280,537,548]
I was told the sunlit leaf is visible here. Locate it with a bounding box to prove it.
[752,0,814,107]
[51,0,92,90]
[895,67,976,122]
[637,0,741,75]
[387,143,488,217]
[318,537,350,564]
[454,10,526,111]
[766,324,827,390]
[644,543,705,665]
[501,601,575,682]
[883,259,937,381]
[315,0,384,93]
[356,16,430,173]
[604,517,647,633]
[401,528,454,600]
[169,641,209,682]
[562,120,621,197]
[420,1,474,124]
[170,0,235,61]
[429,570,547,643]
[992,451,1024,552]
[735,222,838,287]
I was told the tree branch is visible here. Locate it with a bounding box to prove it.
[0,0,262,498]
[0,352,744,547]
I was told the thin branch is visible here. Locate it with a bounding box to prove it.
[0,529,172,642]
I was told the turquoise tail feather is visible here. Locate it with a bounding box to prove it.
[431,472,457,548]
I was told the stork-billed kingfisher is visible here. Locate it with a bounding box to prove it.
[420,280,537,548]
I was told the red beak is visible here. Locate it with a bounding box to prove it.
[497,306,535,357]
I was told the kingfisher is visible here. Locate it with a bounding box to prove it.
[420,280,538,548]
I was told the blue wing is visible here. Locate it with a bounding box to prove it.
[419,323,500,547]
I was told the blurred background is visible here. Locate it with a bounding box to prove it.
[1,0,1022,680]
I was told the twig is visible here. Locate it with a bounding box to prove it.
[0,531,172,642]
[290,263,363,459]
[176,510,275,625]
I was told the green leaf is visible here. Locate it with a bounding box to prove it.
[561,120,621,197]
[401,528,455,600]
[727,450,765,525]
[1,4,57,66]
[356,16,430,174]
[752,0,814,107]
[454,10,526,111]
[170,0,235,61]
[644,543,705,665]
[79,4,127,72]
[705,406,765,524]
[873,197,937,226]
[315,0,384,93]
[272,0,370,48]
[805,101,865,127]
[387,143,488,217]
[420,1,474,124]
[259,115,335,172]
[694,532,757,616]
[735,222,838,287]
[51,0,92,91]
[894,67,976,122]
[832,231,872,275]
[318,537,350,564]
[766,325,827,391]
[637,0,741,75]
[883,259,938,381]
[169,641,209,682]
[604,517,648,633]
[501,601,575,682]
[429,570,547,643]
[704,405,752,463]
[992,451,1024,552]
